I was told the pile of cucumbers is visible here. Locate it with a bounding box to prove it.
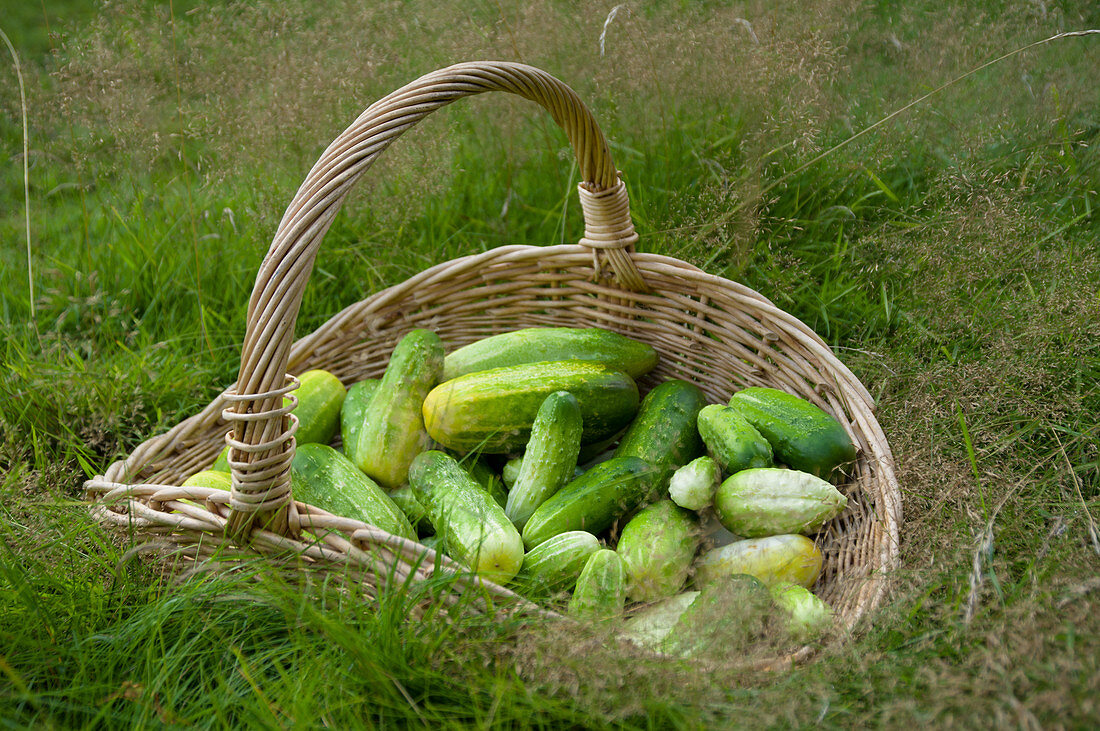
[183,326,856,652]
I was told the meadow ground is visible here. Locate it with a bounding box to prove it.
[1,1,1098,727]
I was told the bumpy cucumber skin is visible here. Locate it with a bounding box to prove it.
[290,444,416,541]
[284,369,347,447]
[443,327,658,381]
[521,456,655,550]
[713,467,848,537]
[613,380,708,491]
[513,530,600,596]
[568,549,627,621]
[617,500,701,602]
[339,379,379,468]
[728,387,856,479]
[506,391,583,530]
[697,404,774,474]
[693,534,824,589]
[423,361,640,454]
[355,330,444,488]
[408,451,524,584]
[181,469,232,490]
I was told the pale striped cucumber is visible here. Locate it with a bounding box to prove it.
[354,330,444,488]
[505,391,583,530]
[620,592,700,650]
[339,378,379,467]
[668,456,721,511]
[408,450,524,584]
[693,534,823,589]
[521,456,655,550]
[697,404,773,474]
[568,549,627,621]
[617,500,701,602]
[285,369,347,446]
[423,361,639,454]
[713,467,847,537]
[512,530,599,596]
[443,327,658,381]
[728,387,856,479]
[290,444,416,541]
[613,379,707,491]
[770,581,833,641]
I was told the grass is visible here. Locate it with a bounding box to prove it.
[2,0,1099,727]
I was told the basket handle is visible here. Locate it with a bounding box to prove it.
[224,61,643,537]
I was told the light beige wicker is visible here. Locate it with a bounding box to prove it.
[85,61,901,642]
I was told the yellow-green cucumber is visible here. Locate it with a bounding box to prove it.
[505,391,583,530]
[443,327,658,381]
[389,484,433,537]
[770,581,833,641]
[408,450,524,584]
[512,530,599,596]
[612,379,708,491]
[290,444,416,541]
[617,499,701,602]
[284,369,347,447]
[713,467,847,537]
[423,361,639,454]
[181,469,232,490]
[728,387,856,479]
[696,404,773,474]
[354,330,444,488]
[521,456,655,550]
[568,549,628,621]
[339,378,379,467]
[694,534,823,589]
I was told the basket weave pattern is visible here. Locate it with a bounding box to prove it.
[85,62,901,632]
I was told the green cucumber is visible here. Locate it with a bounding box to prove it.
[617,499,701,602]
[663,574,772,657]
[389,484,434,537]
[285,369,347,447]
[505,391,583,530]
[339,378,379,467]
[713,467,848,537]
[501,456,523,489]
[354,330,444,488]
[408,450,524,584]
[620,592,700,650]
[463,455,508,508]
[521,456,655,550]
[443,327,658,381]
[423,361,639,454]
[728,387,856,479]
[770,581,833,641]
[568,549,628,621]
[210,445,231,473]
[290,444,416,541]
[181,469,232,490]
[512,530,600,596]
[613,379,707,491]
[694,534,824,589]
[697,404,773,474]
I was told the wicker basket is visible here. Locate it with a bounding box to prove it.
[85,61,901,642]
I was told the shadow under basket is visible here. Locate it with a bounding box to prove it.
[85,61,901,660]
